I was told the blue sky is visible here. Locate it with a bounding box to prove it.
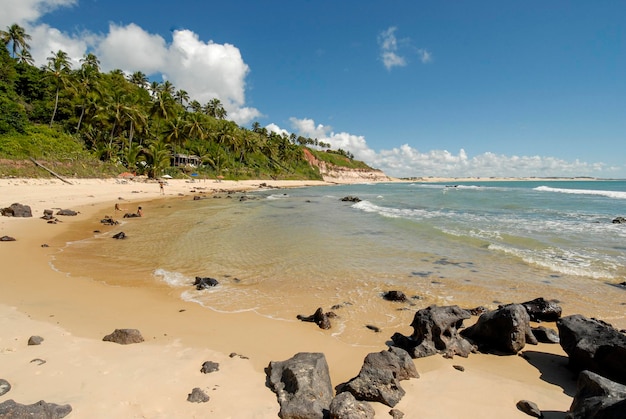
[2,0,625,178]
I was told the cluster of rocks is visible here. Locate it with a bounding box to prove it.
[286,296,626,417]
[267,348,418,418]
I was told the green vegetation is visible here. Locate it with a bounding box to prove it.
[0,24,375,180]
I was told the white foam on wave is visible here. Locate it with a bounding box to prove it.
[352,200,434,219]
[266,193,290,200]
[488,243,615,279]
[153,268,190,287]
[535,186,626,199]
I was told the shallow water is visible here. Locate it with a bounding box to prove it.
[53,181,626,345]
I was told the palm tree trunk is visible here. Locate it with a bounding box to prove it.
[50,88,59,127]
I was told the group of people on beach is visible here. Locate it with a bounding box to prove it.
[115,203,142,218]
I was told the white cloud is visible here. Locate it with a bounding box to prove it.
[0,0,76,28]
[378,27,405,70]
[378,26,432,70]
[3,1,259,125]
[286,117,614,179]
[266,123,289,137]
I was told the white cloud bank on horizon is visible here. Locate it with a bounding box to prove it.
[282,117,616,179]
[0,0,260,125]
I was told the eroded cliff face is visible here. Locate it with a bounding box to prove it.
[303,149,391,183]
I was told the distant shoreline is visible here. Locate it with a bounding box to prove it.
[402,176,623,183]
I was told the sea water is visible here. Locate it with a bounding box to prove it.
[53,180,626,345]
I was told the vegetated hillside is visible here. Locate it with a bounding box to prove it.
[0,24,386,181]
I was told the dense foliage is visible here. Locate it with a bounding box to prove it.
[0,24,372,179]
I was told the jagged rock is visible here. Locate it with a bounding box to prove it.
[340,347,418,407]
[532,326,560,344]
[42,209,55,220]
[297,307,333,329]
[0,399,72,418]
[461,303,537,354]
[516,400,543,418]
[187,387,210,403]
[329,391,375,419]
[557,315,626,385]
[0,379,10,396]
[391,305,475,358]
[101,217,118,225]
[200,361,219,374]
[194,276,219,289]
[566,370,626,419]
[612,217,626,224]
[267,352,333,419]
[28,336,44,346]
[102,328,144,345]
[340,196,361,203]
[112,232,126,239]
[389,409,405,419]
[382,291,407,302]
[56,209,78,216]
[521,297,562,322]
[0,236,16,241]
[1,203,32,217]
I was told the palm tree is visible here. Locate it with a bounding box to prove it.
[1,24,31,58]
[204,98,227,119]
[16,49,34,65]
[45,50,72,127]
[128,71,148,89]
[75,53,101,132]
[143,139,171,178]
[174,89,189,107]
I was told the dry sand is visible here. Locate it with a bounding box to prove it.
[0,177,577,418]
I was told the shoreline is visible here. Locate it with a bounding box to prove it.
[0,177,581,417]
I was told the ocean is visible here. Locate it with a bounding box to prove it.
[54,180,626,345]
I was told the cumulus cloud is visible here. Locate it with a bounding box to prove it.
[2,1,259,125]
[284,117,612,179]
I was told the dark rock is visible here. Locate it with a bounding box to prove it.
[329,391,375,419]
[557,315,626,385]
[340,347,418,408]
[28,335,44,346]
[453,365,465,372]
[516,400,543,418]
[42,209,55,220]
[30,358,46,365]
[297,307,333,329]
[389,409,405,419]
[566,370,626,419]
[0,236,16,241]
[187,387,210,403]
[102,328,144,345]
[365,325,381,333]
[382,291,407,302]
[101,217,118,225]
[532,326,560,344]
[461,304,537,354]
[390,305,475,358]
[1,203,32,217]
[112,231,126,239]
[56,209,78,216]
[0,379,10,396]
[200,361,219,374]
[0,399,72,418]
[340,196,361,203]
[467,306,487,316]
[612,217,626,224]
[194,276,219,289]
[521,297,562,322]
[267,352,333,419]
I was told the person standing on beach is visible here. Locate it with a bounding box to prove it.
[159,181,165,195]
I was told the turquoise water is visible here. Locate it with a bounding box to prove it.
[56,180,626,344]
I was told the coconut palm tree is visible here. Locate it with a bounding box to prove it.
[1,24,31,59]
[45,50,72,127]
[75,53,101,132]
[128,71,148,89]
[204,98,227,119]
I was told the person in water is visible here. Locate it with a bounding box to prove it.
[123,206,143,218]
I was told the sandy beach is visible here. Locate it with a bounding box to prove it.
[0,177,579,418]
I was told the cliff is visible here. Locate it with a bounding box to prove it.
[302,148,392,183]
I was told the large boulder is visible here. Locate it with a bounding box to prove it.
[391,305,475,358]
[340,347,418,407]
[566,370,626,419]
[461,304,537,354]
[557,315,626,385]
[1,203,32,217]
[520,297,562,322]
[267,352,333,419]
[0,400,72,418]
